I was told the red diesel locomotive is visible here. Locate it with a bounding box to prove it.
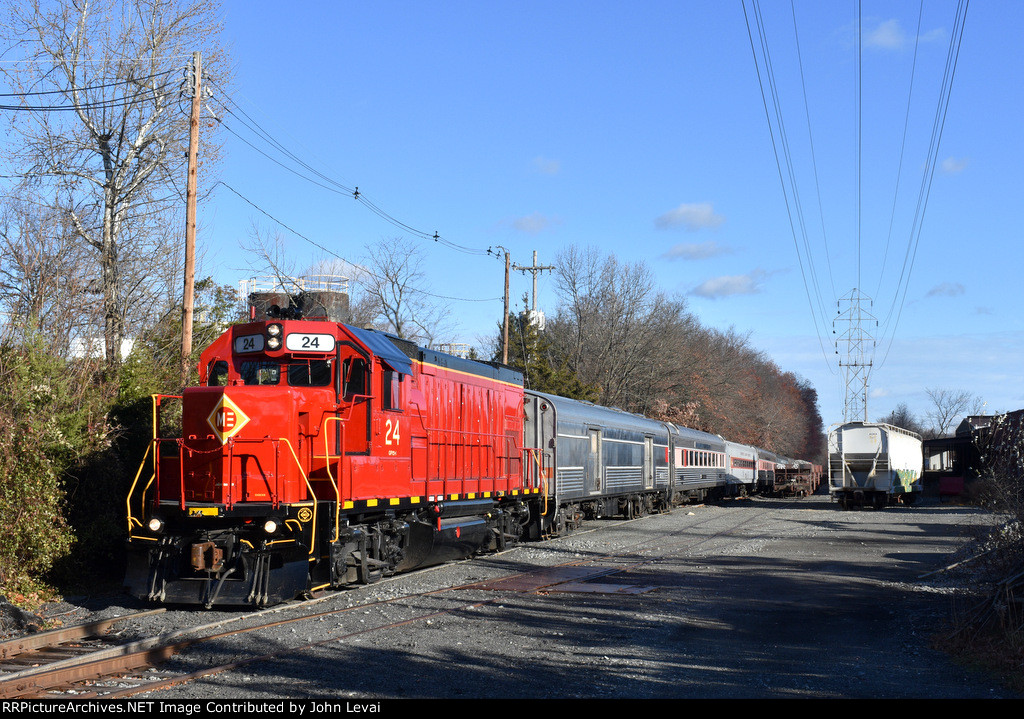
[126,316,539,606]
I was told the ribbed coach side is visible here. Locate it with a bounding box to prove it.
[524,390,673,534]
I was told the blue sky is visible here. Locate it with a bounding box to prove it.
[198,0,1023,430]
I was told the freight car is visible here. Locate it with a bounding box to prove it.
[126,311,819,608]
[827,422,922,509]
[771,458,823,497]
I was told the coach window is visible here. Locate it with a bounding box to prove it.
[207,360,229,386]
[381,369,402,411]
[288,359,332,387]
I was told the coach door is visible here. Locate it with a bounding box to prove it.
[644,436,654,489]
[586,428,603,495]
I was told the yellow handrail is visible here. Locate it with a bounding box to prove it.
[316,415,344,543]
[126,441,155,532]
[277,437,318,558]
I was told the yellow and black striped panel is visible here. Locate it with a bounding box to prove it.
[340,487,541,511]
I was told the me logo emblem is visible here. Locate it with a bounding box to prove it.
[207,395,251,445]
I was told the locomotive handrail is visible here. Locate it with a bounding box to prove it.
[317,415,344,543]
[522,445,550,516]
[275,437,319,558]
[126,440,156,532]
[155,433,319,556]
[126,394,184,532]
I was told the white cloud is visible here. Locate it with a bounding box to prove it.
[926,282,965,298]
[655,202,725,231]
[861,19,945,51]
[512,212,560,234]
[865,19,906,49]
[531,156,560,175]
[661,241,732,261]
[690,269,768,299]
[940,157,968,174]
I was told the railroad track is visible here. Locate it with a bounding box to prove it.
[0,609,176,698]
[0,496,807,699]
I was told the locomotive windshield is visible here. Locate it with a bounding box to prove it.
[230,359,333,387]
[241,361,280,385]
[208,360,229,386]
[287,359,332,387]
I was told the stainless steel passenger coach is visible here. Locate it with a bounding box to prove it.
[669,425,728,503]
[524,391,673,533]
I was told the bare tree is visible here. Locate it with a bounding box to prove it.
[501,244,825,459]
[0,0,230,372]
[0,194,96,351]
[926,387,978,437]
[878,402,927,435]
[353,237,454,346]
[546,246,695,413]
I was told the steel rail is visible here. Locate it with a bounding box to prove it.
[0,609,166,661]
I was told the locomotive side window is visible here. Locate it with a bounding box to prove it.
[381,369,402,411]
[287,359,332,387]
[208,360,229,386]
[342,358,368,398]
[241,361,280,385]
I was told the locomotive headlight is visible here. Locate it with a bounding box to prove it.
[147,517,165,533]
[263,519,279,534]
[266,323,283,350]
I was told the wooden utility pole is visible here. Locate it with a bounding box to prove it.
[502,249,510,364]
[181,51,201,386]
[512,250,555,313]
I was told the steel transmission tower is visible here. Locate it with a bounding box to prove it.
[834,289,876,422]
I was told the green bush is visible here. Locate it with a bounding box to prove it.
[0,333,108,597]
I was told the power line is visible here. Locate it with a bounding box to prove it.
[216,180,502,304]
[742,0,836,375]
[0,70,178,111]
[874,1,925,302]
[203,77,493,258]
[876,0,969,373]
[0,68,177,97]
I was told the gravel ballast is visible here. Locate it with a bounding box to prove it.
[3,494,1015,700]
